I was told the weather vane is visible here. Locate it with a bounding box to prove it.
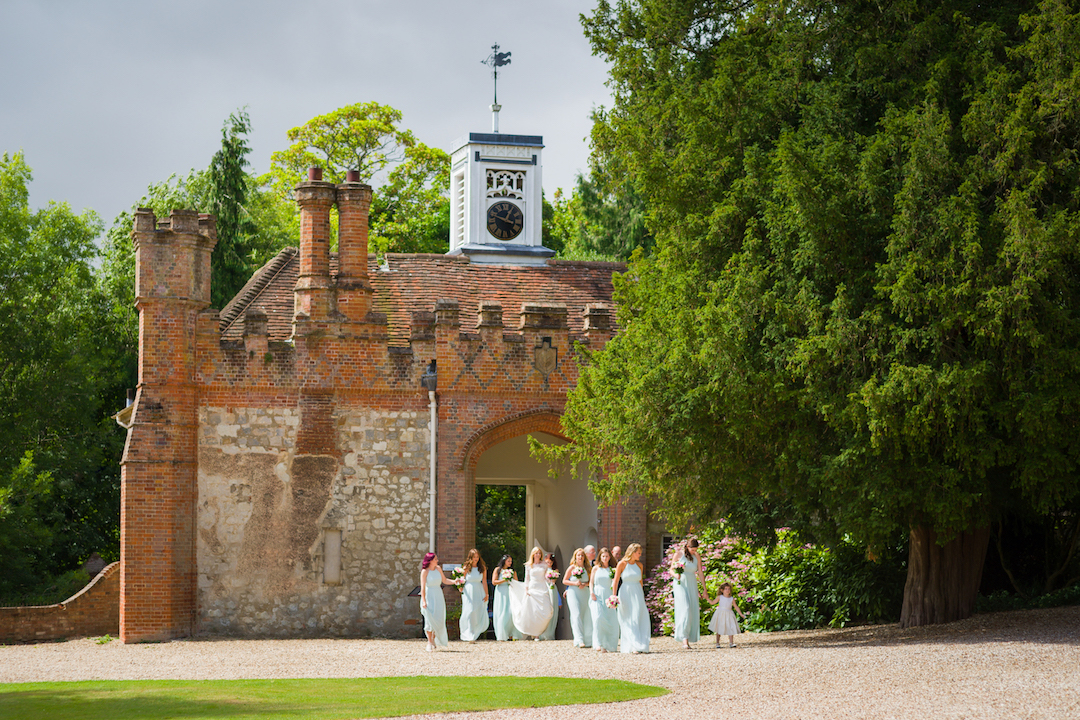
[481,43,511,132]
[482,43,512,104]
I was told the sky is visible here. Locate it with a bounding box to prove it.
[1,0,613,232]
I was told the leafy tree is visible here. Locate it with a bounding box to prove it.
[269,101,418,190]
[571,173,653,260]
[369,143,450,254]
[102,110,296,315]
[542,0,1080,626]
[207,109,277,308]
[269,101,450,255]
[0,153,128,597]
[475,484,526,577]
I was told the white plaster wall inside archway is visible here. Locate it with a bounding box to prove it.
[474,431,599,637]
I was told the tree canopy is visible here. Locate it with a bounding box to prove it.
[268,101,451,254]
[0,152,128,598]
[544,0,1080,625]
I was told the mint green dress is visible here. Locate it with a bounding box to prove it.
[459,567,489,642]
[590,567,619,652]
[565,567,593,647]
[420,569,448,648]
[492,570,520,641]
[617,563,650,653]
[673,556,701,642]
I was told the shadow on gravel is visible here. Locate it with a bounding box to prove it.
[744,605,1080,649]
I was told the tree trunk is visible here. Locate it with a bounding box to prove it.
[899,525,990,628]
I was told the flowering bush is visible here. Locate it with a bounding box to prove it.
[644,523,906,634]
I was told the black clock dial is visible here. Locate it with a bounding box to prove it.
[486,201,524,241]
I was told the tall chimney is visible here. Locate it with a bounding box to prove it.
[336,171,373,322]
[294,167,335,324]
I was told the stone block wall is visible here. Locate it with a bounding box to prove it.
[0,562,120,643]
[196,406,429,637]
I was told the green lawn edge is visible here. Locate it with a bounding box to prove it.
[0,676,669,720]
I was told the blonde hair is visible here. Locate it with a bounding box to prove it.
[624,542,643,562]
[526,546,544,566]
[571,547,592,575]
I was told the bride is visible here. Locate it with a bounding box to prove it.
[508,546,553,638]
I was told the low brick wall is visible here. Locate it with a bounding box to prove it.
[0,562,120,644]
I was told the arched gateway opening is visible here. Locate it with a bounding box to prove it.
[462,413,599,584]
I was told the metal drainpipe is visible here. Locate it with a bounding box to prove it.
[428,390,437,553]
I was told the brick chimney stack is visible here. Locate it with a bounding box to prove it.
[336,169,373,322]
[294,167,336,324]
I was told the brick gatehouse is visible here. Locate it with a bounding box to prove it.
[117,166,650,642]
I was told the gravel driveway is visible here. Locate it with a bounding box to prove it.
[2,605,1077,719]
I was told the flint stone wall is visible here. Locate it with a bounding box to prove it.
[197,406,429,637]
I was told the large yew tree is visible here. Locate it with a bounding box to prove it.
[560,0,1080,626]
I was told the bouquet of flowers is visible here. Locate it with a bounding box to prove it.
[672,560,685,580]
[500,568,513,581]
[450,566,466,592]
[545,567,560,589]
[605,596,620,609]
[609,568,616,579]
[571,567,585,583]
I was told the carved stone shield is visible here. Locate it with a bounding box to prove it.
[534,338,557,376]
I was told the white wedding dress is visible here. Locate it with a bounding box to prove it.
[508,563,553,637]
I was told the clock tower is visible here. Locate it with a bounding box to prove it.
[447,130,553,265]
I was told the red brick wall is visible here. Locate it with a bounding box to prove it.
[0,563,120,644]
[121,210,216,643]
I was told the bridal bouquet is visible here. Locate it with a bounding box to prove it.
[450,566,466,592]
[500,568,513,580]
[605,596,620,609]
[545,567,560,589]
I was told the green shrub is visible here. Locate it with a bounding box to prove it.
[0,568,91,607]
[645,523,906,633]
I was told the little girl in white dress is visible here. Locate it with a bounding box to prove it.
[708,582,746,648]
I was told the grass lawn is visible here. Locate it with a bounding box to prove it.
[0,676,667,719]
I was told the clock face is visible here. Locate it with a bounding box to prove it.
[486,201,524,241]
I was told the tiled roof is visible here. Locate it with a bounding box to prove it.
[219,250,623,345]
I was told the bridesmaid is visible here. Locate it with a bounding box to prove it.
[589,546,619,652]
[458,548,489,643]
[672,538,707,649]
[491,554,520,641]
[539,553,559,641]
[611,542,650,653]
[419,552,454,651]
[562,547,593,648]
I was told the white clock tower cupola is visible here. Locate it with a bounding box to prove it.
[448,132,552,265]
[447,44,553,265]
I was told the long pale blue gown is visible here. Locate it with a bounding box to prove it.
[420,568,448,648]
[565,567,593,647]
[459,567,490,642]
[590,567,620,652]
[617,563,650,653]
[492,571,520,641]
[672,556,701,643]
